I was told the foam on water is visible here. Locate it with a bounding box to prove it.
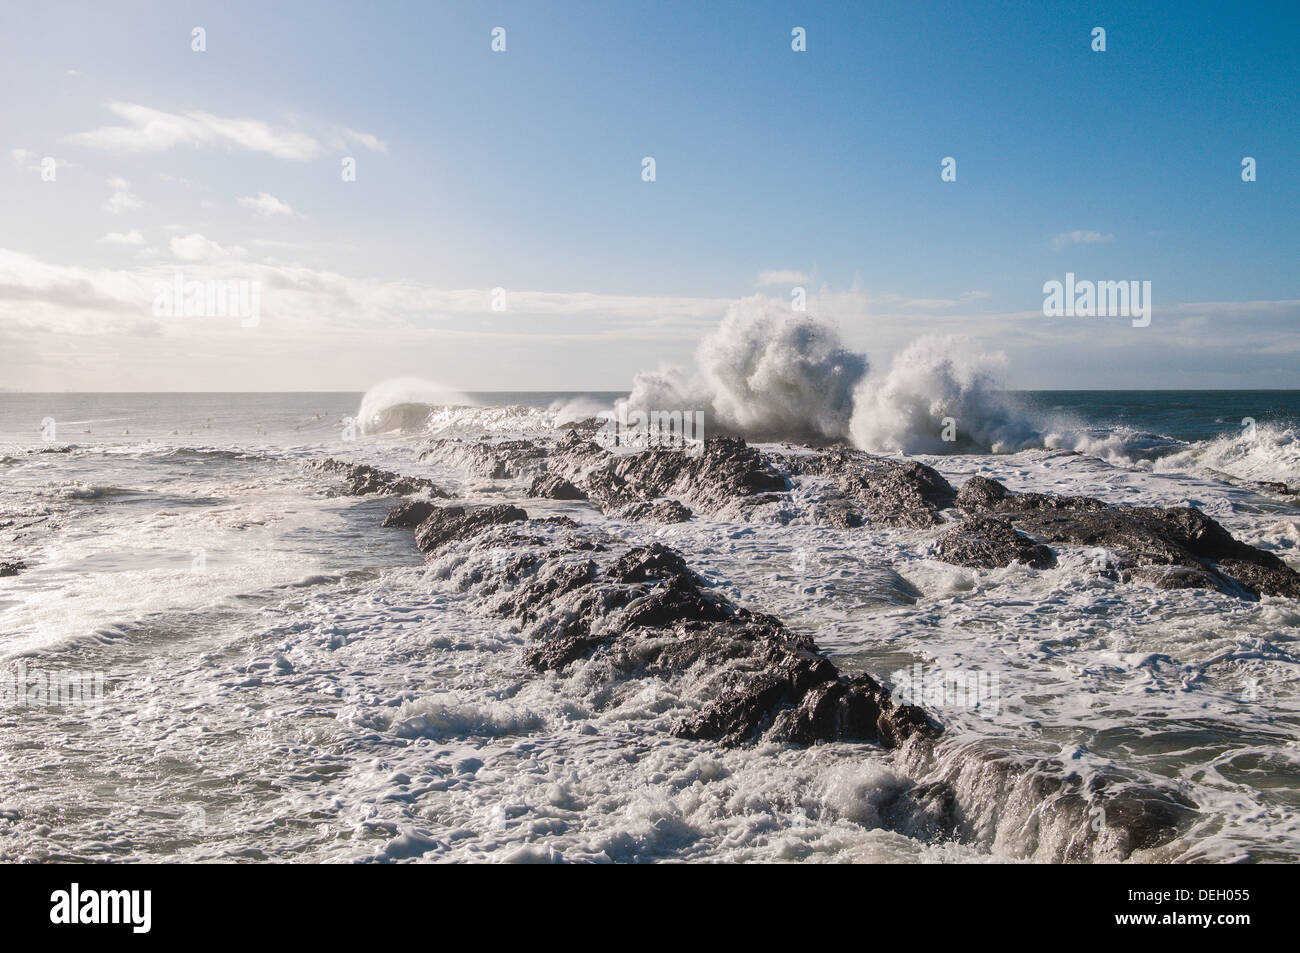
[1,377,1297,862]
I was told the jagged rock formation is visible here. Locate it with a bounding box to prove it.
[935,515,1056,569]
[400,502,939,750]
[950,475,1300,598]
[526,474,587,501]
[308,458,451,498]
[422,432,956,528]
[772,447,957,528]
[375,497,1198,859]
[381,500,440,528]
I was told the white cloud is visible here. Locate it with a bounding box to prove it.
[66,102,323,161]
[756,269,810,286]
[337,128,389,153]
[98,230,146,245]
[168,233,247,262]
[1,246,1295,390]
[875,290,993,310]
[1050,230,1114,251]
[103,190,142,214]
[9,149,72,176]
[237,192,295,218]
[107,175,130,190]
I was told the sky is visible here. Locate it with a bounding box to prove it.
[1,0,1297,392]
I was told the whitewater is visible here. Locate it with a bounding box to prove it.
[1,308,1297,863]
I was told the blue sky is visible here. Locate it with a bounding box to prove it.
[1,0,1297,390]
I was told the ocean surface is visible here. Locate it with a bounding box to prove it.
[1,389,1298,862]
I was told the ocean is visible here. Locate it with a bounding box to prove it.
[1,389,1297,862]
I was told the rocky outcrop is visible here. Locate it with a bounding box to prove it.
[408,506,939,751]
[951,475,1300,598]
[526,474,587,500]
[412,504,528,553]
[775,448,957,528]
[0,559,25,577]
[935,515,1056,569]
[617,499,693,523]
[381,500,440,528]
[895,740,1198,862]
[420,432,957,529]
[369,499,1196,860]
[308,458,451,498]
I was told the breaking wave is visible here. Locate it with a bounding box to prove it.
[848,336,1044,453]
[622,297,1042,452]
[609,298,1298,485]
[624,296,866,442]
[357,378,473,435]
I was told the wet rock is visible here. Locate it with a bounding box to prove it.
[0,559,25,577]
[778,448,957,528]
[413,504,529,553]
[935,515,1056,570]
[419,438,549,480]
[382,499,439,528]
[609,437,787,514]
[617,499,693,523]
[950,476,1300,598]
[398,507,939,750]
[896,739,1198,862]
[422,431,961,528]
[309,458,450,498]
[954,474,1008,511]
[607,543,692,583]
[527,475,588,501]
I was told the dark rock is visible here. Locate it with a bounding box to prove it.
[392,498,939,751]
[526,475,588,500]
[954,474,1009,511]
[382,499,439,528]
[607,543,693,583]
[617,499,693,523]
[412,504,528,554]
[935,516,1056,570]
[0,559,25,577]
[949,476,1300,599]
[777,448,957,528]
[309,458,450,497]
